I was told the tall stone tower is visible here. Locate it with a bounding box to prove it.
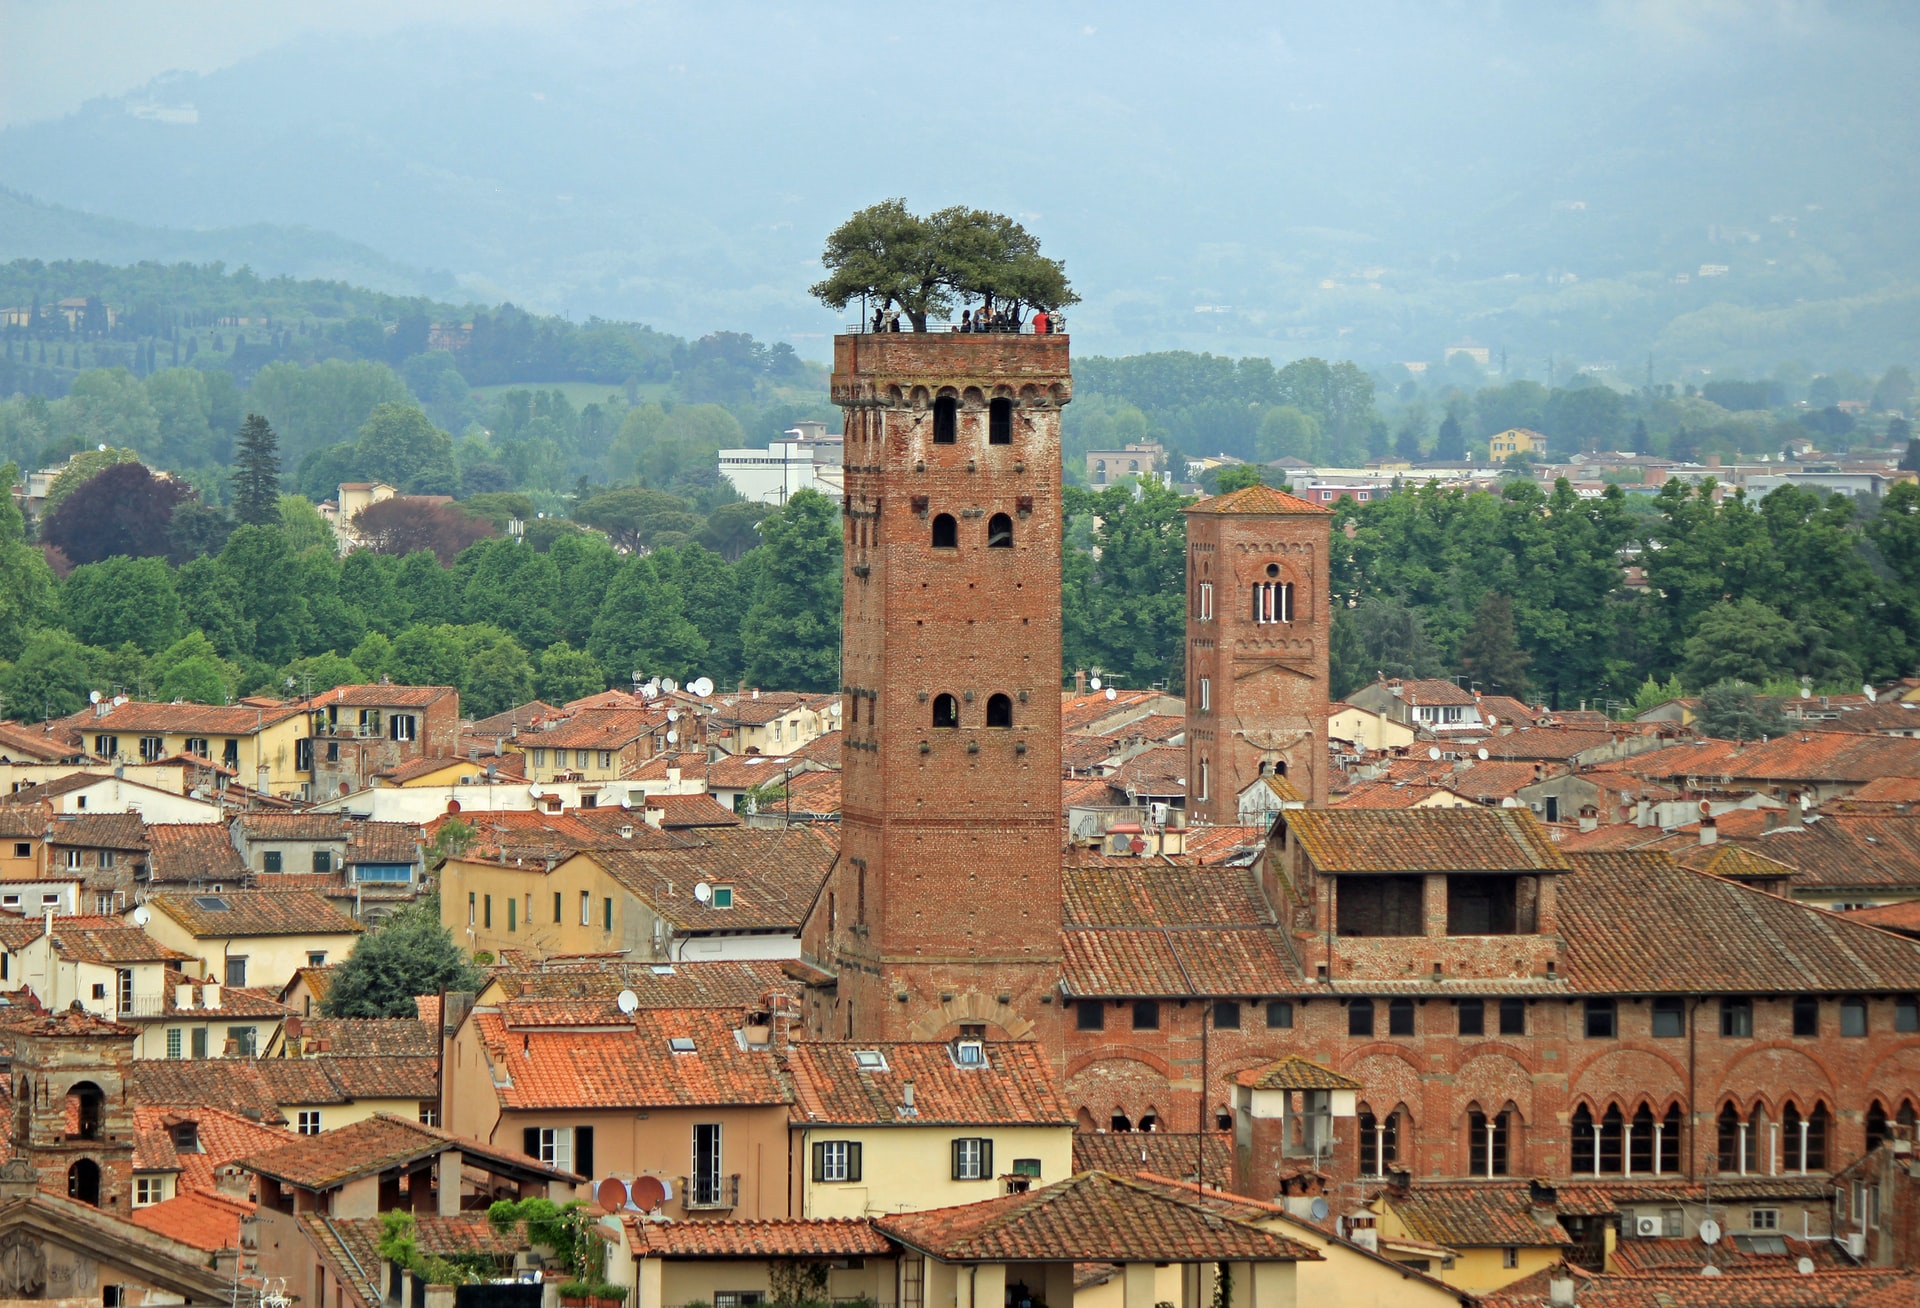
[5,1005,138,1210]
[802,332,1070,1042]
[1183,485,1333,821]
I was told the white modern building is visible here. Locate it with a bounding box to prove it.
[717,423,844,505]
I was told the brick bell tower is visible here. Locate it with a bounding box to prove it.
[802,331,1070,1042]
[1183,485,1333,821]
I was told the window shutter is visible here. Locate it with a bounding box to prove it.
[979,1138,993,1178]
[523,1127,540,1160]
[574,1126,594,1179]
[951,1138,964,1180]
[847,1141,862,1183]
[812,1141,826,1181]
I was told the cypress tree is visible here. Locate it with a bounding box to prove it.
[231,413,283,527]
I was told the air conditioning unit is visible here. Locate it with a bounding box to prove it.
[1635,1216,1663,1238]
[1844,1233,1867,1258]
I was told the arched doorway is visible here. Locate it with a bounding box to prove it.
[67,1158,101,1206]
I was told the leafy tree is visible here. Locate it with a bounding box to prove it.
[1546,385,1626,455]
[1062,479,1190,690]
[278,652,367,696]
[0,629,93,720]
[0,466,56,661]
[1434,410,1466,461]
[42,446,141,516]
[352,498,495,565]
[89,642,152,700]
[464,639,536,719]
[165,500,234,565]
[249,359,411,470]
[576,487,697,552]
[213,526,307,664]
[739,489,841,690]
[1694,680,1789,742]
[61,370,158,455]
[40,462,192,566]
[1631,673,1688,715]
[386,624,469,689]
[350,631,393,680]
[535,642,604,705]
[1457,593,1531,697]
[354,403,456,492]
[1330,597,1441,698]
[149,632,241,705]
[320,894,484,1019]
[1681,598,1800,687]
[589,556,710,685]
[1212,465,1266,494]
[696,501,771,562]
[231,414,282,526]
[61,556,182,653]
[1255,405,1321,464]
[458,493,536,531]
[277,495,335,554]
[1895,426,1919,472]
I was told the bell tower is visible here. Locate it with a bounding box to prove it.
[5,1004,138,1211]
[803,331,1070,1042]
[1183,484,1333,822]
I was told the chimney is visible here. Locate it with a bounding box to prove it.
[1634,799,1651,828]
[442,991,476,1036]
[202,982,221,1009]
[1386,1166,1411,1197]
[215,1162,250,1198]
[752,688,761,700]
[1699,817,1718,846]
[1074,669,1087,696]
[1787,795,1805,828]
[901,1080,916,1116]
[1548,1273,1576,1307]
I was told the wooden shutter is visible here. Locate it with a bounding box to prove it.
[978,1138,992,1178]
[950,1138,965,1180]
[574,1126,594,1179]
[846,1141,862,1183]
[523,1127,541,1160]
[812,1141,827,1181]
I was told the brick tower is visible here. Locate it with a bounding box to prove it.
[802,332,1070,1042]
[5,1005,138,1210]
[1183,485,1333,821]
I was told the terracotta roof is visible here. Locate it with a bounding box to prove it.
[624,1215,893,1257]
[489,957,796,1018]
[437,809,690,861]
[326,1215,526,1277]
[1184,483,1332,516]
[1382,677,1479,707]
[235,813,355,841]
[147,889,365,938]
[1061,734,1124,773]
[788,1041,1072,1127]
[1282,807,1569,873]
[1737,816,1920,890]
[1329,780,1453,809]
[1060,689,1170,734]
[58,699,306,735]
[1558,851,1920,993]
[43,812,149,851]
[294,1017,436,1057]
[1108,746,1186,797]
[1478,697,1547,727]
[1445,760,1550,802]
[133,1060,291,1122]
[1481,1268,1920,1308]
[0,720,87,761]
[518,707,669,750]
[1844,901,1920,934]
[0,1002,133,1038]
[145,823,249,884]
[622,750,705,781]
[1234,1056,1361,1091]
[1178,825,1271,865]
[705,753,804,789]
[48,920,191,965]
[1063,864,1293,997]
[467,701,560,735]
[1062,777,1117,807]
[315,683,454,708]
[591,825,838,933]
[781,768,842,818]
[647,794,743,827]
[1628,733,1920,787]
[130,1189,254,1251]
[0,803,49,838]
[875,1171,1322,1262]
[1842,775,1920,804]
[245,1112,579,1189]
[1072,1134,1237,1192]
[1481,729,1619,761]
[474,1008,791,1110]
[133,1104,298,1194]
[714,691,812,727]
[1674,842,1801,884]
[1065,865,1275,928]
[1384,1181,1573,1248]
[792,732,843,767]
[346,821,422,865]
[1609,1235,1853,1275]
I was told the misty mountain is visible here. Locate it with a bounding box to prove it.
[2,2,1916,374]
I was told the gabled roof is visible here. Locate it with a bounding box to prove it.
[133,1104,297,1194]
[48,920,191,965]
[1235,1056,1361,1091]
[1072,1134,1237,1193]
[314,683,455,709]
[1282,807,1569,873]
[473,1008,791,1110]
[43,812,149,851]
[1062,864,1294,998]
[0,720,89,761]
[244,1112,579,1189]
[145,823,248,884]
[487,957,796,1021]
[624,1215,893,1257]
[146,890,364,938]
[589,825,838,933]
[235,813,355,841]
[788,1041,1072,1127]
[1383,1181,1573,1248]
[467,701,561,735]
[517,708,669,750]
[58,698,306,735]
[1183,483,1332,516]
[875,1171,1322,1263]
[294,1017,436,1057]
[705,753,803,789]
[647,794,743,828]
[1480,1268,1920,1308]
[129,1188,254,1252]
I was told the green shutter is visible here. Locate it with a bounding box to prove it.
[979,1138,993,1178]
[812,1141,826,1181]
[847,1141,862,1183]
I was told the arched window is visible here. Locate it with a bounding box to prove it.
[989,397,1013,445]
[933,396,957,444]
[932,694,958,729]
[1717,1104,1748,1175]
[1868,1100,1890,1153]
[985,694,1013,728]
[1094,459,1107,484]
[1785,1103,1829,1173]
[1139,1110,1159,1133]
[1661,1104,1682,1174]
[1630,1105,1656,1175]
[1599,1106,1624,1174]
[987,513,1013,548]
[1253,581,1294,624]
[931,513,958,548]
[1110,1112,1133,1133]
[1469,1108,1510,1177]
[1571,1105,1596,1174]
[1358,1106,1400,1176]
[68,1158,100,1206]
[67,1082,104,1141]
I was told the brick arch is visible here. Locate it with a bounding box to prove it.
[1066,1055,1175,1131]
[960,386,986,405]
[907,385,929,406]
[1568,1045,1689,1106]
[1711,1043,1839,1106]
[1018,384,1041,402]
[1864,1043,1920,1095]
[1342,1049,1425,1115]
[904,990,1035,1041]
[1066,1045,1176,1082]
[1454,1051,1537,1125]
[1451,1040,1542,1075]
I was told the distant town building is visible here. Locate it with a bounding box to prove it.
[1087,442,1166,485]
[1488,428,1544,460]
[717,423,844,505]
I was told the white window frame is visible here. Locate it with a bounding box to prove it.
[297,1110,322,1136]
[389,714,417,743]
[580,891,591,926]
[1198,582,1213,621]
[953,1137,989,1181]
[140,736,165,762]
[66,849,82,869]
[133,1177,164,1207]
[1751,1208,1780,1231]
[538,1126,574,1172]
[1198,677,1211,713]
[820,1140,852,1182]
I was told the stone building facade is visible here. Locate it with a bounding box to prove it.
[803,332,1070,1044]
[5,1005,138,1210]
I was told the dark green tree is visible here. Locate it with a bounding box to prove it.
[1694,680,1789,742]
[1434,411,1465,461]
[0,463,56,661]
[320,895,484,1019]
[1457,593,1531,697]
[1062,479,1191,689]
[1681,598,1799,687]
[589,556,711,686]
[61,556,183,654]
[231,414,283,526]
[464,639,536,719]
[213,526,307,665]
[0,629,93,720]
[739,489,842,690]
[535,643,605,705]
[1212,465,1266,493]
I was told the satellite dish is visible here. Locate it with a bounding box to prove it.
[1796,1258,1815,1276]
[97,443,107,452]
[1428,746,1442,760]
[529,783,545,798]
[616,989,640,1015]
[1801,686,1812,700]
[631,1175,668,1210]
[1699,1219,1721,1246]
[1699,1266,1721,1277]
[596,1177,630,1211]
[89,691,101,704]
[690,677,714,698]
[1698,799,1712,816]
[693,882,712,903]
[662,677,679,693]
[830,703,841,717]
[1309,1197,1330,1221]
[1477,748,1489,760]
[1105,687,1117,701]
[666,730,679,744]
[1865,684,1878,702]
[1089,676,1102,691]
[131,906,151,927]
[667,709,679,722]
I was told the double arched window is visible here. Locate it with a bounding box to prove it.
[929,512,1014,549]
[931,692,1016,729]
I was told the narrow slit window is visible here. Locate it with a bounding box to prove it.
[933,396,957,444]
[987,513,1013,548]
[989,397,1013,444]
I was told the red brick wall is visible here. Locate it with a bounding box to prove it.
[1184,507,1332,818]
[802,334,1070,1044]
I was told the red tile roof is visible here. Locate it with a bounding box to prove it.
[245,1112,578,1189]
[292,1017,435,1057]
[1108,746,1187,797]
[876,1171,1322,1262]
[48,920,191,965]
[1235,1056,1361,1091]
[1843,900,1920,933]
[147,889,365,938]
[58,699,306,735]
[1072,1135,1237,1193]
[1183,483,1332,516]
[788,1041,1072,1127]
[488,957,796,1019]
[43,812,149,851]
[145,823,249,884]
[130,1188,254,1251]
[1329,780,1452,809]
[646,794,744,827]
[1282,807,1569,873]
[1383,1181,1573,1248]
[474,1009,791,1110]
[315,683,455,709]
[591,825,838,933]
[624,1215,893,1257]
[133,1104,298,1194]
[1481,1268,1920,1308]
[519,708,670,750]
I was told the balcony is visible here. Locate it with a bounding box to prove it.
[679,1173,740,1211]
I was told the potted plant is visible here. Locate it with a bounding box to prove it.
[557,1282,594,1307]
[589,1285,629,1308]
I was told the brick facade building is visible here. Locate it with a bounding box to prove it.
[803,333,1070,1044]
[1183,485,1334,817]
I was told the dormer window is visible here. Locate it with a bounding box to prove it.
[170,1123,200,1152]
[853,1050,888,1072]
[668,1037,696,1053]
[952,1040,986,1068]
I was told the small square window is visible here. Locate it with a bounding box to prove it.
[1721,997,1753,1038]
[1585,999,1616,1039]
[1132,1000,1160,1031]
[668,1037,696,1053]
[11,843,28,859]
[297,1110,322,1135]
[1266,1000,1294,1029]
[1842,997,1868,1037]
[1653,997,1686,1038]
[1348,1001,1375,1037]
[711,886,734,909]
[1213,1001,1241,1030]
[1899,996,1919,1033]
[1500,998,1527,1036]
[1751,1208,1779,1231]
[307,951,327,967]
[1457,999,1485,1036]
[263,851,282,874]
[1502,1249,1519,1269]
[312,851,332,874]
[1076,1000,1105,1032]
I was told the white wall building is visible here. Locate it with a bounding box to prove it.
[717,425,844,505]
